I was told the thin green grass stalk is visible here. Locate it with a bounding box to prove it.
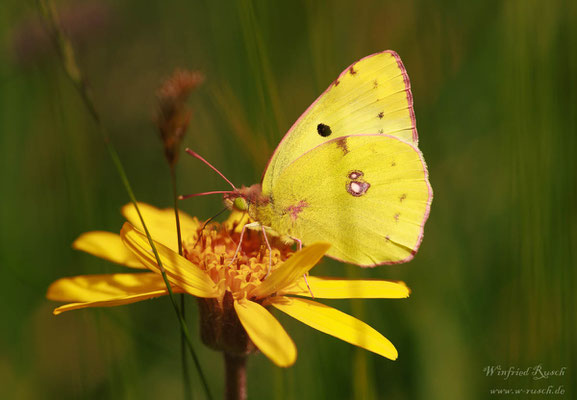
[209,85,270,168]
[304,0,333,94]
[171,166,193,400]
[237,0,285,138]
[37,1,212,398]
[567,1,577,387]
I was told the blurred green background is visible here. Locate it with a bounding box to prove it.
[1,0,576,399]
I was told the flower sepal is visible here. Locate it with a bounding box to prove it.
[198,292,257,357]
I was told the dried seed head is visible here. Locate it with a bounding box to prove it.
[155,69,205,166]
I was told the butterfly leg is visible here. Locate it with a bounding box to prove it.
[260,224,274,277]
[291,237,302,251]
[302,273,314,299]
[290,236,315,299]
[226,221,260,268]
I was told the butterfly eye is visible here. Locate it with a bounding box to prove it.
[233,197,249,211]
[317,123,332,137]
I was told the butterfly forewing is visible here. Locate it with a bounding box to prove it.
[261,135,431,266]
[262,51,417,193]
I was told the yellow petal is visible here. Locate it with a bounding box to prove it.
[120,222,219,298]
[270,297,398,360]
[250,242,330,299]
[52,290,171,315]
[73,231,144,269]
[279,277,410,299]
[121,202,200,252]
[46,272,180,315]
[233,299,296,367]
[47,272,167,302]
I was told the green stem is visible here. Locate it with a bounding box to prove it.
[38,1,212,399]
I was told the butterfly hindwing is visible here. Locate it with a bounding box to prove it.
[258,135,432,266]
[262,51,417,193]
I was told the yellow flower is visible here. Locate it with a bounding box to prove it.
[47,203,411,367]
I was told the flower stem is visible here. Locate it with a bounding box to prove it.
[180,295,191,400]
[170,167,184,256]
[224,353,247,400]
[38,1,212,398]
[170,166,192,400]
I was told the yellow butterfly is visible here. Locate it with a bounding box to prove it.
[188,50,432,267]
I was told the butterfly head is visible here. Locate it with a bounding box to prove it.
[223,184,268,214]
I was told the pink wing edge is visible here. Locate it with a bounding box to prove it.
[275,133,433,268]
[260,49,419,183]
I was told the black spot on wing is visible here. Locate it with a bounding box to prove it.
[378,112,384,119]
[317,123,332,137]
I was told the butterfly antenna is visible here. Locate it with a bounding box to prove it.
[179,190,232,200]
[185,148,237,191]
[193,206,229,248]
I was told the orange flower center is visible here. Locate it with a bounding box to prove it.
[183,221,293,300]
